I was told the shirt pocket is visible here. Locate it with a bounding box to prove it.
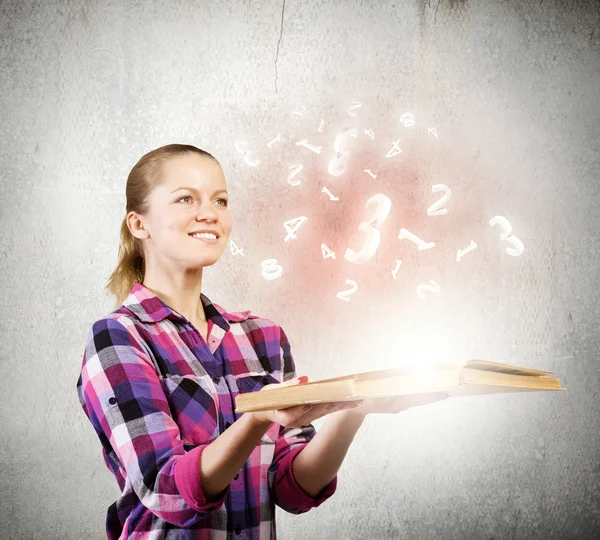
[160,374,219,446]
[236,373,282,445]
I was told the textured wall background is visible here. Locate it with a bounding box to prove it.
[1,0,599,538]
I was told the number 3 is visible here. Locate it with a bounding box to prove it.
[489,216,524,257]
[344,193,392,264]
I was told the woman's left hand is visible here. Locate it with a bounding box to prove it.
[335,392,449,420]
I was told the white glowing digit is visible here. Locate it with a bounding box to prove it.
[427,184,452,216]
[391,259,403,280]
[398,228,435,251]
[385,139,402,158]
[234,140,260,167]
[428,127,438,138]
[344,193,392,264]
[489,216,524,257]
[336,279,358,302]
[364,169,377,179]
[230,240,244,256]
[291,106,307,118]
[261,259,283,280]
[400,112,415,127]
[296,139,322,154]
[321,243,336,260]
[328,127,358,177]
[456,240,478,262]
[321,186,339,201]
[318,118,325,132]
[417,280,441,298]
[266,133,282,149]
[283,216,308,242]
[364,129,375,140]
[347,101,362,116]
[287,164,303,186]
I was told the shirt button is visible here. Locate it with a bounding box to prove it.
[234,525,242,535]
[212,376,220,384]
[234,473,239,480]
[108,397,117,405]
[261,377,269,385]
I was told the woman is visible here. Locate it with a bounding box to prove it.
[76,143,447,539]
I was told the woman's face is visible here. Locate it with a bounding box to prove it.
[140,153,232,269]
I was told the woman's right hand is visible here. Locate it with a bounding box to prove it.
[247,376,361,429]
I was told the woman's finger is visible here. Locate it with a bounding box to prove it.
[261,375,308,391]
[289,401,359,427]
[272,403,314,425]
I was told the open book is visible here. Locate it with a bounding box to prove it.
[234,359,565,413]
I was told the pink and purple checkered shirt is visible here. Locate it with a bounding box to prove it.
[76,283,336,539]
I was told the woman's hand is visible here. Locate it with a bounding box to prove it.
[246,377,361,429]
[335,392,450,421]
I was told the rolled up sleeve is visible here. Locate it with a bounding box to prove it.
[267,326,337,514]
[78,317,227,526]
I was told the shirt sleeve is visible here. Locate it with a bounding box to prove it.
[267,325,338,514]
[77,317,228,527]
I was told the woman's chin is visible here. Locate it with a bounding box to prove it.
[190,254,221,268]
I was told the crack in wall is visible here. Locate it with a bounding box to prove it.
[274,0,286,93]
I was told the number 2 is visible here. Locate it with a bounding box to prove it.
[336,279,358,302]
[427,184,452,216]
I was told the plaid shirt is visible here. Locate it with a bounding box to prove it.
[76,283,336,539]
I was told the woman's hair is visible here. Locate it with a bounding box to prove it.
[105,143,218,309]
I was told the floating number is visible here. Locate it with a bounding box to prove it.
[336,279,358,302]
[321,186,339,201]
[234,140,260,167]
[291,106,307,118]
[296,139,322,154]
[344,193,392,264]
[364,169,377,179]
[261,259,283,280]
[283,216,308,242]
[416,279,441,298]
[385,139,402,158]
[427,184,452,216]
[287,164,303,186]
[428,127,438,138]
[321,243,336,260]
[400,112,415,127]
[398,228,435,251]
[266,133,282,149]
[364,129,375,140]
[391,259,403,280]
[347,101,362,116]
[230,240,244,256]
[489,216,524,257]
[456,240,478,262]
[328,127,358,177]
[318,118,325,132]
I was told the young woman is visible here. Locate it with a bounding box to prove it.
[76,143,447,539]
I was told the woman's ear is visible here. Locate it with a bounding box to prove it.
[128,213,149,239]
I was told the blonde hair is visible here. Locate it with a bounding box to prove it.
[105,143,218,309]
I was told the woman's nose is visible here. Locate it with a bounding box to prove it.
[196,203,218,221]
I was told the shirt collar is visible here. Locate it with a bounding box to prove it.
[121,282,252,326]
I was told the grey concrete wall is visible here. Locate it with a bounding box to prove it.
[1,0,599,538]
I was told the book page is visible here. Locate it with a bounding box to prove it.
[464,359,554,377]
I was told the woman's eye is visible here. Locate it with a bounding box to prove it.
[177,195,227,206]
